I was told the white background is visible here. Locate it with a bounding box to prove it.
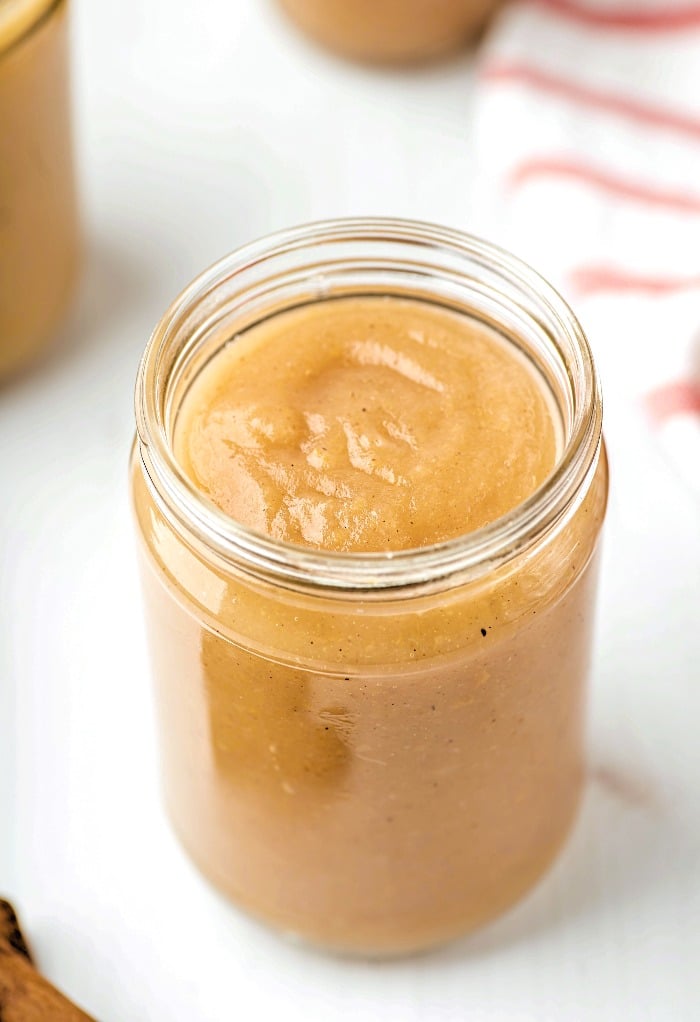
[1,1,699,1019]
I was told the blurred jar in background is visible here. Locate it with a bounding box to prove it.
[277,0,505,63]
[0,0,80,379]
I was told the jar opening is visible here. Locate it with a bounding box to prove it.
[135,218,602,596]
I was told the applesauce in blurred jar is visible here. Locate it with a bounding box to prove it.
[0,0,79,379]
[277,0,505,62]
[131,219,608,956]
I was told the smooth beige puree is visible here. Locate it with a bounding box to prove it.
[134,295,607,954]
[175,298,558,551]
[0,0,79,378]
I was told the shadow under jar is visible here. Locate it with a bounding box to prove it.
[277,0,506,63]
[0,0,80,379]
[131,219,608,957]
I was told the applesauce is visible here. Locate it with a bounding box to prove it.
[132,219,607,955]
[277,0,505,63]
[0,0,80,379]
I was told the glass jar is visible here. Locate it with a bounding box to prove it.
[277,0,505,63]
[132,218,608,956]
[0,0,80,379]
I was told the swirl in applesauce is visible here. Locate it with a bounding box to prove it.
[175,297,559,551]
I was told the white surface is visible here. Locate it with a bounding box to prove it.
[1,1,699,1019]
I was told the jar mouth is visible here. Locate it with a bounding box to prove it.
[135,217,602,596]
[0,0,59,54]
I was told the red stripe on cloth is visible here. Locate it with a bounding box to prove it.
[646,381,700,422]
[482,61,700,145]
[524,0,700,31]
[570,266,700,297]
[508,157,700,214]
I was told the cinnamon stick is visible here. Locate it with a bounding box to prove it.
[0,900,97,1021]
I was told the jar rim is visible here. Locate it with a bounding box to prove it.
[0,0,60,54]
[135,217,603,595]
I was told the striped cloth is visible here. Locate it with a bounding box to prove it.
[472,0,700,495]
